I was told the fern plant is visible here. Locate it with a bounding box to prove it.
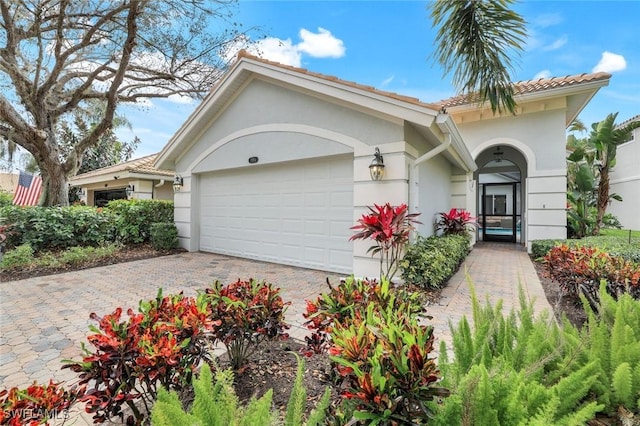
[578,282,640,418]
[151,355,330,426]
[432,281,604,425]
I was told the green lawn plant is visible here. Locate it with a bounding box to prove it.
[151,355,331,426]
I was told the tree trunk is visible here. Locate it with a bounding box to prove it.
[594,166,610,236]
[39,159,70,207]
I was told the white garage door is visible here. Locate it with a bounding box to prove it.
[199,155,353,273]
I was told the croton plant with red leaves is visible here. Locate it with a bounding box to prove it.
[350,203,421,280]
[328,297,448,424]
[0,380,83,426]
[302,277,422,357]
[203,278,291,370]
[435,208,477,236]
[63,290,217,425]
[544,244,640,303]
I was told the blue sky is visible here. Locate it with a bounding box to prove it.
[118,1,640,158]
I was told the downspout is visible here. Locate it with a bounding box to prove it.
[153,180,165,200]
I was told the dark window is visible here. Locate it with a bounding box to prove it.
[94,189,127,207]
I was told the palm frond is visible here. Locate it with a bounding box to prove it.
[430,0,527,115]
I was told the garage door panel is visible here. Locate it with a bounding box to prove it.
[199,155,353,273]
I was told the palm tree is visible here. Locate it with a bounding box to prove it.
[429,0,527,115]
[588,113,640,234]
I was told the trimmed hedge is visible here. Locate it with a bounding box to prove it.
[149,222,179,251]
[0,206,116,251]
[532,235,640,262]
[400,234,471,289]
[1,200,175,251]
[106,199,174,244]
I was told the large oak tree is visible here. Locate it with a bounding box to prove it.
[0,0,245,205]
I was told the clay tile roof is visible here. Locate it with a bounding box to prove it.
[436,72,612,109]
[617,114,640,128]
[71,153,174,181]
[236,50,442,111]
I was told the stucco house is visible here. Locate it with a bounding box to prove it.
[155,51,610,277]
[609,115,640,230]
[70,154,174,207]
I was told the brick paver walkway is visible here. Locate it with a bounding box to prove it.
[0,242,551,424]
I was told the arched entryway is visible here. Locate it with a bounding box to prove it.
[474,145,527,244]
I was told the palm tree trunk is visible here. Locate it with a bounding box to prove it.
[594,166,610,235]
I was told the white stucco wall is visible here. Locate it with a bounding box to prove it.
[457,110,568,248]
[172,78,428,277]
[609,131,640,230]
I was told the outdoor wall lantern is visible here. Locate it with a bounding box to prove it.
[125,184,134,199]
[173,175,183,193]
[493,146,504,162]
[369,147,385,181]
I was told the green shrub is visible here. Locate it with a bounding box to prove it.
[400,234,470,289]
[531,239,562,258]
[151,358,330,426]
[432,285,604,425]
[150,222,178,251]
[106,199,174,244]
[0,205,116,250]
[0,244,34,269]
[58,244,120,267]
[0,191,12,207]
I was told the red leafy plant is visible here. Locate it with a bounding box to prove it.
[0,380,84,426]
[63,289,216,425]
[202,278,291,370]
[544,244,640,306]
[350,203,421,280]
[302,277,423,356]
[435,208,476,236]
[328,298,448,424]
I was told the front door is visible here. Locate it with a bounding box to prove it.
[481,183,518,242]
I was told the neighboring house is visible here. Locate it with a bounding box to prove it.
[0,173,18,194]
[155,51,609,277]
[70,154,175,207]
[609,115,640,230]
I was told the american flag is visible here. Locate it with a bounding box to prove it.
[13,171,43,206]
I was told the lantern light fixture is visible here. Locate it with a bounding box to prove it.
[125,184,134,199]
[173,175,183,193]
[369,147,385,181]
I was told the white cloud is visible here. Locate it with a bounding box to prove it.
[533,70,551,80]
[542,35,568,51]
[532,13,563,28]
[380,75,394,88]
[227,28,345,68]
[297,27,345,58]
[167,94,194,105]
[592,51,627,73]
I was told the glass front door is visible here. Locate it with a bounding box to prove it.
[481,183,519,242]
